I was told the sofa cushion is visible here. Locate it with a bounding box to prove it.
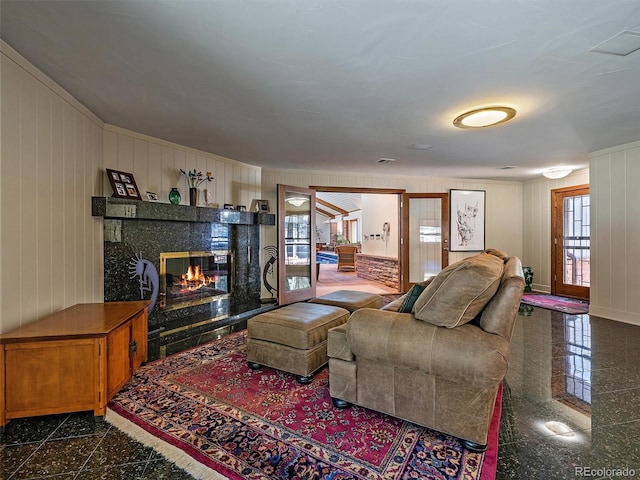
[397,283,427,313]
[413,252,504,328]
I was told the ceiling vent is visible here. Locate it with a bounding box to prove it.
[377,158,396,165]
[590,30,640,56]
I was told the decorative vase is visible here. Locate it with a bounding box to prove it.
[168,187,181,205]
[189,187,198,206]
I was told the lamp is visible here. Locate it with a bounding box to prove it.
[542,168,573,179]
[453,106,516,129]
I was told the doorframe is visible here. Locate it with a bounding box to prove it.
[277,184,317,305]
[401,193,449,292]
[551,184,590,300]
[310,186,405,291]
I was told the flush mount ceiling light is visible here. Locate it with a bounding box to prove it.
[286,196,308,207]
[453,106,516,129]
[543,168,573,179]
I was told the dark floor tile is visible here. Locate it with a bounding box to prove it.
[592,387,640,425]
[1,414,68,446]
[139,459,196,479]
[12,435,101,478]
[51,412,110,440]
[76,461,148,480]
[1,443,39,479]
[83,429,154,470]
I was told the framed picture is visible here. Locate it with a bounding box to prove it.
[256,199,270,213]
[223,203,234,210]
[236,205,247,212]
[146,191,159,202]
[106,169,142,200]
[449,189,486,252]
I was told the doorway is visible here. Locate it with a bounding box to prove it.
[310,186,404,296]
[551,185,590,300]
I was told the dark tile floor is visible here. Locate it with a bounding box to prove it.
[2,305,639,479]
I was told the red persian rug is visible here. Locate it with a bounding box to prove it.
[520,293,589,314]
[106,331,501,480]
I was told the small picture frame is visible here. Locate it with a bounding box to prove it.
[146,191,159,202]
[256,199,270,213]
[236,205,247,212]
[106,168,142,200]
[450,189,486,251]
[224,203,234,210]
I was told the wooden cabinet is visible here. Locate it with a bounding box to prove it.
[0,301,148,427]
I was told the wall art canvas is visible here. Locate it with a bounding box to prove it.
[450,189,485,251]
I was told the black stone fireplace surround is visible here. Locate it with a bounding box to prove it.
[92,197,276,360]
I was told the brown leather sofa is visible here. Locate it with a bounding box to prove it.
[327,249,524,452]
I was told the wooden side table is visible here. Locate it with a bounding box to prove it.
[0,301,148,428]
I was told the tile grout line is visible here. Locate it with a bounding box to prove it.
[72,422,114,479]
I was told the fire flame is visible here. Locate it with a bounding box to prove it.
[180,265,216,291]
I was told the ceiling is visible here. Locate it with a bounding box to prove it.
[2,1,640,181]
[316,191,362,218]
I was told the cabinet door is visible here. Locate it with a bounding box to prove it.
[106,322,131,400]
[5,339,95,415]
[130,311,148,371]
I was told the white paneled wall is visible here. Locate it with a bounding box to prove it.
[103,125,261,209]
[1,43,104,333]
[261,168,524,284]
[522,169,589,292]
[590,141,640,325]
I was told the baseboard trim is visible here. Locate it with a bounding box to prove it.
[588,306,640,326]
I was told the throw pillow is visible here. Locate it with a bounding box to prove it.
[412,252,504,328]
[397,284,427,313]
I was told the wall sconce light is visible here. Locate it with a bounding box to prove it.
[542,168,573,179]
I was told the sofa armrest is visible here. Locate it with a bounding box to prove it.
[346,308,510,387]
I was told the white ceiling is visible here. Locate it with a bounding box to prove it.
[316,191,362,218]
[2,1,640,180]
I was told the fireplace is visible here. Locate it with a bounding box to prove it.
[160,251,232,311]
[93,196,276,360]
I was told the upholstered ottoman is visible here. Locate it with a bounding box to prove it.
[309,289,384,312]
[246,302,350,383]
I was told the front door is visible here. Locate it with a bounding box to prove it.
[551,185,590,300]
[277,184,317,305]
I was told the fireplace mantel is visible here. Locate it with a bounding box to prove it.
[91,196,275,225]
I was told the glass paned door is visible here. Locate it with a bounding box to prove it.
[277,185,316,304]
[402,194,449,291]
[552,185,590,299]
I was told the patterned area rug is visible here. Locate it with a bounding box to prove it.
[106,331,501,480]
[520,293,589,314]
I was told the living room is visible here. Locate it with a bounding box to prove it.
[2,2,640,479]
